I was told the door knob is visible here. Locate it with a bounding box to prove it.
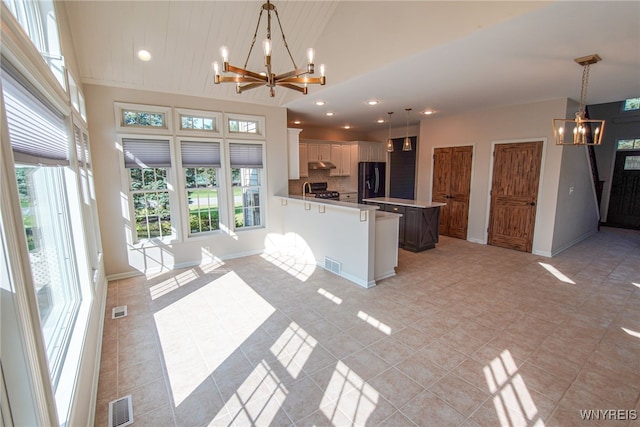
[530,201,536,206]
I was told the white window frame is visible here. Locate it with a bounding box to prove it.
[67,70,86,123]
[224,113,265,139]
[117,134,178,245]
[225,139,266,231]
[114,102,173,134]
[176,137,229,239]
[175,108,223,137]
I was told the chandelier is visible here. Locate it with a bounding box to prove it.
[212,1,325,97]
[553,54,605,145]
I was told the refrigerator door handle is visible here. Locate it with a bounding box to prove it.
[374,168,379,193]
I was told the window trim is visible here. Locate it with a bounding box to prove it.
[224,113,265,139]
[176,137,228,239]
[117,134,178,245]
[114,102,173,134]
[616,138,640,150]
[225,139,266,231]
[175,108,223,137]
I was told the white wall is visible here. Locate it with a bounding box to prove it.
[84,84,289,278]
[414,99,596,256]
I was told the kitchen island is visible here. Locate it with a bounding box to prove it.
[363,197,445,252]
[275,195,400,288]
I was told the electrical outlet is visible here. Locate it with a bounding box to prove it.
[569,186,575,195]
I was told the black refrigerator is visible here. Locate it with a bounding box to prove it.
[358,162,386,202]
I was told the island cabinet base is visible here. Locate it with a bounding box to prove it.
[401,205,440,252]
[364,198,444,252]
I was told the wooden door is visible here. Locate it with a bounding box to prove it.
[432,146,472,239]
[607,150,640,229]
[488,141,543,252]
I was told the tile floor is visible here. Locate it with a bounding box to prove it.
[94,227,640,427]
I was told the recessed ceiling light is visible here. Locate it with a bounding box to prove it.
[293,120,301,125]
[137,49,152,61]
[315,101,326,106]
[344,125,351,129]
[422,110,435,115]
[377,119,385,123]
[325,112,334,116]
[367,100,380,106]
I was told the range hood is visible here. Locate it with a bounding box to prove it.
[308,161,336,170]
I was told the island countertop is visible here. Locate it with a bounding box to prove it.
[279,194,379,211]
[362,197,446,209]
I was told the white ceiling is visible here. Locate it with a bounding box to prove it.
[64,1,640,132]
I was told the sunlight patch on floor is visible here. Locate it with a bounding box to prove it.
[484,349,545,427]
[222,360,288,426]
[149,268,201,300]
[318,287,342,304]
[262,232,316,281]
[154,271,275,405]
[320,360,379,425]
[270,322,317,380]
[622,327,640,339]
[357,311,392,335]
[538,262,575,285]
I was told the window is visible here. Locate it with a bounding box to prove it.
[225,113,265,138]
[68,71,86,121]
[115,103,172,133]
[180,140,222,235]
[2,66,80,387]
[624,156,640,170]
[2,0,65,89]
[122,137,173,241]
[175,108,222,137]
[229,142,264,229]
[617,139,640,150]
[622,97,640,111]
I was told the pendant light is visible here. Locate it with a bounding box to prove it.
[402,108,412,151]
[552,54,605,145]
[386,112,394,152]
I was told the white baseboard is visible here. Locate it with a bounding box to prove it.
[548,229,598,257]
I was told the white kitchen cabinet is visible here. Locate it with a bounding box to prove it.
[330,143,352,176]
[288,128,303,179]
[357,141,387,162]
[308,143,331,162]
[299,142,309,177]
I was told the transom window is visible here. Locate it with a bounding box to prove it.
[225,113,265,138]
[617,139,640,150]
[229,118,259,134]
[622,97,640,111]
[115,103,172,133]
[181,115,215,131]
[123,110,165,128]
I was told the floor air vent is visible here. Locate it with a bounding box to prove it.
[108,395,133,427]
[112,305,127,319]
[324,257,342,274]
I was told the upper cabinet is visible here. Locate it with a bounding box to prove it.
[299,142,309,177]
[357,141,387,162]
[307,143,331,161]
[329,143,352,176]
[288,128,303,179]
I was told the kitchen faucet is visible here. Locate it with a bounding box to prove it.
[302,181,311,200]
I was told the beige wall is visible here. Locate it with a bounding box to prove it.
[415,98,598,256]
[85,84,289,277]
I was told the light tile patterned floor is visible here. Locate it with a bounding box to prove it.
[95,227,640,426]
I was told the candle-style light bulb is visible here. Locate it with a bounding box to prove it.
[220,46,229,62]
[263,39,272,57]
[320,64,325,77]
[306,48,315,64]
[213,61,219,75]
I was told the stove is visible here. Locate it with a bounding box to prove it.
[305,182,340,200]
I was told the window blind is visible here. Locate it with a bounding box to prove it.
[122,138,171,168]
[229,143,263,168]
[1,67,69,166]
[181,140,221,168]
